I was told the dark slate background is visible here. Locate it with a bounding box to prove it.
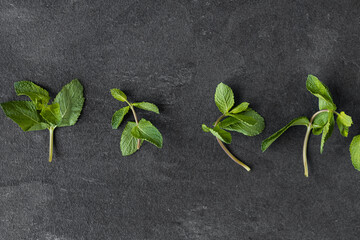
[1,1,360,239]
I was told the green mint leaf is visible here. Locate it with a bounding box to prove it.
[261,116,309,152]
[214,82,234,114]
[54,79,84,127]
[14,81,50,110]
[320,113,334,154]
[336,120,349,137]
[336,111,352,127]
[336,112,352,137]
[0,101,45,131]
[306,75,336,110]
[111,89,127,102]
[131,119,163,148]
[312,112,330,135]
[120,121,140,156]
[219,109,265,136]
[132,102,159,114]
[226,113,256,126]
[202,124,210,132]
[350,135,360,171]
[40,103,62,126]
[209,126,232,144]
[112,106,130,129]
[230,102,249,114]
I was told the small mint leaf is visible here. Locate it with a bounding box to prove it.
[132,102,159,114]
[202,124,210,132]
[111,89,127,102]
[230,102,249,114]
[320,113,334,154]
[112,106,130,129]
[214,83,234,114]
[209,126,232,144]
[350,135,360,171]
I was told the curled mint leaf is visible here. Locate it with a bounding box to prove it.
[14,81,50,110]
[261,117,309,152]
[306,75,336,111]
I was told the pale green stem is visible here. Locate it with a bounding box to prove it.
[48,127,55,162]
[302,109,330,177]
[126,101,141,149]
[214,115,251,171]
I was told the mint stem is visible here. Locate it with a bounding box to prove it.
[127,101,141,149]
[48,127,55,162]
[215,115,251,171]
[302,109,330,177]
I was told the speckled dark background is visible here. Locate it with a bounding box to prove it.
[1,1,360,239]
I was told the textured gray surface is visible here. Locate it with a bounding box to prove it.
[1,0,360,239]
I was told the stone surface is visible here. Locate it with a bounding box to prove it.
[1,1,360,239]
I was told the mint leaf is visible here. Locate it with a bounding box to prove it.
[214,82,234,114]
[202,124,210,132]
[306,75,336,110]
[320,113,334,154]
[14,81,50,110]
[112,106,130,129]
[111,89,127,102]
[219,109,265,136]
[131,119,163,148]
[54,79,84,127]
[336,111,352,127]
[40,103,61,126]
[209,126,232,144]
[120,121,140,156]
[312,112,330,135]
[336,111,352,137]
[230,102,249,114]
[226,113,256,126]
[0,101,44,131]
[350,135,360,171]
[261,116,309,152]
[133,102,159,114]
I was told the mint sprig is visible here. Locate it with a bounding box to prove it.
[0,79,84,162]
[110,89,163,156]
[262,75,353,177]
[202,83,265,171]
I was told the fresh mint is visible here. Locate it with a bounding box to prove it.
[202,83,265,171]
[262,75,353,177]
[1,79,84,162]
[111,89,162,156]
